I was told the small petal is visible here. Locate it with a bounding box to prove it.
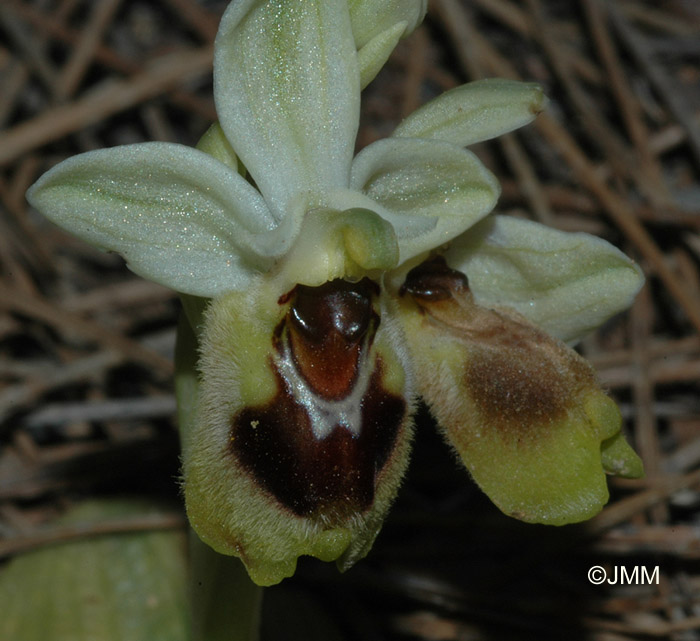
[27,143,291,297]
[351,138,500,262]
[393,257,643,526]
[601,429,644,478]
[348,0,427,49]
[196,122,240,172]
[214,0,360,219]
[444,216,645,343]
[183,279,413,585]
[357,22,406,89]
[393,79,547,146]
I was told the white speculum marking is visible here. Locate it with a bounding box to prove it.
[275,334,373,441]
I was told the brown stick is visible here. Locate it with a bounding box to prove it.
[630,285,667,522]
[162,0,220,42]
[526,0,635,183]
[584,468,700,534]
[0,283,173,374]
[535,113,700,335]
[434,0,700,335]
[609,5,700,171]
[582,0,670,206]
[0,511,186,559]
[0,46,213,167]
[0,351,124,426]
[56,0,124,100]
[499,133,555,225]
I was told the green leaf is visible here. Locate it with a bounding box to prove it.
[351,138,500,262]
[0,501,188,641]
[27,143,291,297]
[393,78,547,146]
[188,532,262,641]
[445,215,645,343]
[214,0,360,220]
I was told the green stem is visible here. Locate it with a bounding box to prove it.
[189,531,263,641]
[175,299,263,640]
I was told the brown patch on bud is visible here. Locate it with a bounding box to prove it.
[465,346,569,432]
[401,256,597,439]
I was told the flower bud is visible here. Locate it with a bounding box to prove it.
[348,0,427,49]
[393,257,643,525]
[348,0,428,87]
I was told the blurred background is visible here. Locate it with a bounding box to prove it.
[1,0,700,639]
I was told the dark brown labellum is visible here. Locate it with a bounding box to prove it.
[229,279,405,521]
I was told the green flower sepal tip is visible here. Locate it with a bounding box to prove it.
[27,0,643,586]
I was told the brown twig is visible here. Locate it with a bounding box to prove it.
[582,0,671,207]
[0,511,186,559]
[436,0,700,335]
[585,468,700,534]
[24,395,176,429]
[526,0,636,183]
[0,45,214,166]
[610,4,700,172]
[55,0,123,100]
[0,283,173,374]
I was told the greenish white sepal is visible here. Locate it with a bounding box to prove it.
[444,215,645,343]
[26,143,292,297]
[214,0,360,221]
[393,79,548,146]
[351,137,501,262]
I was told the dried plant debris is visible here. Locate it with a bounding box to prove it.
[1,1,699,639]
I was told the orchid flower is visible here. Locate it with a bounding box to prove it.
[27,0,643,587]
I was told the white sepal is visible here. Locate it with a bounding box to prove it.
[351,137,500,262]
[214,0,360,220]
[393,79,547,146]
[445,216,645,343]
[27,143,290,297]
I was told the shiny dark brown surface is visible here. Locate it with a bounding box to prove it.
[287,279,379,400]
[400,256,470,301]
